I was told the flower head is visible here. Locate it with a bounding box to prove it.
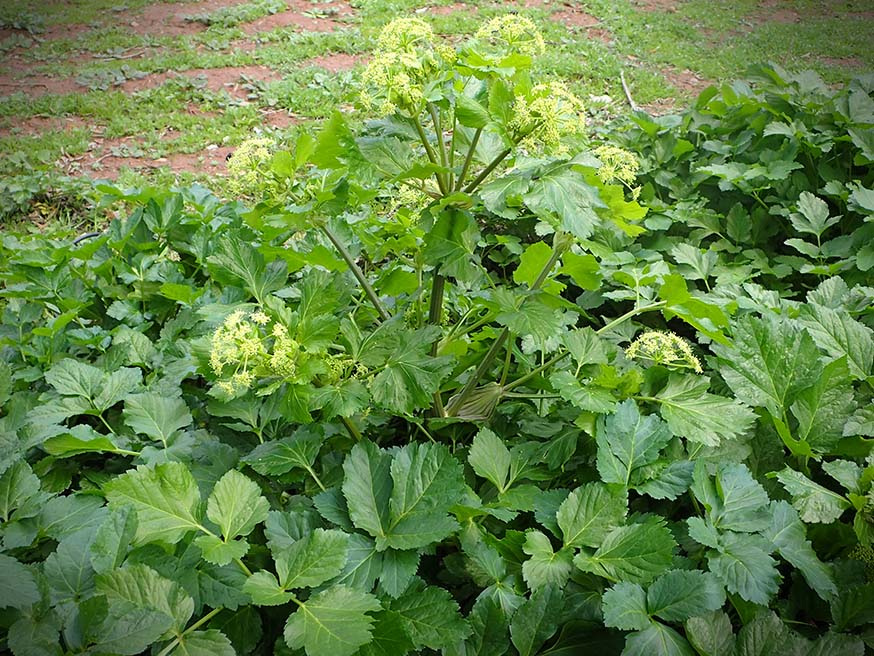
[510,82,586,154]
[226,138,274,198]
[594,145,640,186]
[377,18,435,52]
[360,51,426,116]
[475,15,545,58]
[625,330,703,373]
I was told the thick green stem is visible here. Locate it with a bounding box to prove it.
[428,103,450,194]
[454,127,482,191]
[321,225,390,323]
[341,416,363,441]
[447,113,458,190]
[429,270,447,416]
[157,607,223,656]
[413,115,448,195]
[595,301,666,335]
[463,148,511,193]
[503,351,571,392]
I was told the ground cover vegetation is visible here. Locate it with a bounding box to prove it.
[2,6,874,656]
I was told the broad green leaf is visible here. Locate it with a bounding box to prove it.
[342,441,393,541]
[550,371,616,413]
[284,584,381,656]
[713,314,821,417]
[562,327,608,365]
[94,367,142,412]
[595,399,672,486]
[763,501,836,601]
[39,493,106,541]
[522,530,573,591]
[97,564,194,635]
[559,251,601,290]
[686,517,721,549]
[556,482,626,549]
[335,534,382,591]
[708,532,780,605]
[7,611,63,656]
[207,236,287,303]
[830,582,874,630]
[43,428,125,458]
[44,358,103,401]
[422,209,482,284]
[790,192,839,236]
[44,529,97,609]
[509,583,562,656]
[733,611,794,656]
[277,528,349,589]
[574,518,675,584]
[646,570,725,622]
[0,554,40,609]
[468,427,511,492]
[379,442,465,551]
[653,375,756,446]
[312,379,370,419]
[775,467,850,523]
[624,622,695,656]
[91,506,138,574]
[90,606,175,656]
[194,534,250,566]
[357,611,415,656]
[242,570,294,606]
[684,610,735,656]
[523,165,605,240]
[455,94,490,128]
[635,460,694,500]
[789,358,856,453]
[172,629,236,656]
[0,461,43,521]
[514,241,558,291]
[206,470,269,541]
[123,393,192,447]
[692,463,771,533]
[480,173,530,220]
[446,596,510,656]
[601,581,650,630]
[371,328,452,415]
[104,462,203,545]
[242,427,323,477]
[494,290,566,343]
[658,274,729,344]
[378,549,419,598]
[265,507,321,552]
[389,579,471,650]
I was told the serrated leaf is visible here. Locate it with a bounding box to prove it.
[653,375,756,446]
[39,493,107,541]
[172,629,236,656]
[708,532,780,605]
[44,529,96,608]
[789,358,856,454]
[242,427,323,477]
[334,534,382,591]
[422,209,482,284]
[550,370,616,413]
[559,251,601,290]
[596,400,672,486]
[312,379,370,419]
[284,584,381,656]
[556,482,627,549]
[206,469,269,541]
[194,534,249,566]
[0,461,43,521]
[358,611,415,656]
[602,581,650,630]
[692,463,771,533]
[123,393,192,447]
[713,314,822,417]
[91,506,138,574]
[276,528,349,589]
[104,462,203,545]
[684,610,734,656]
[207,236,287,303]
[0,554,40,609]
[636,460,694,500]
[522,530,573,591]
[514,241,557,290]
[523,165,605,240]
[624,622,695,656]
[342,441,392,540]
[378,549,419,598]
[646,570,725,622]
[468,427,511,492]
[44,358,103,401]
[775,467,850,523]
[831,582,874,630]
[389,579,471,650]
[574,517,675,584]
[242,570,294,606]
[791,192,839,236]
[91,606,175,655]
[763,501,836,600]
[509,583,562,656]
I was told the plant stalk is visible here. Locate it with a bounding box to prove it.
[321,225,390,323]
[595,301,666,335]
[156,607,223,656]
[454,127,482,191]
[428,103,450,194]
[413,115,448,195]
[463,147,511,193]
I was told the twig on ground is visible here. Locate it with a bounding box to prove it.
[620,69,639,111]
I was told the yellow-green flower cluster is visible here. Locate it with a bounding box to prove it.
[849,545,874,582]
[226,138,274,198]
[510,82,586,154]
[594,145,641,186]
[360,18,453,117]
[474,15,545,58]
[625,330,703,373]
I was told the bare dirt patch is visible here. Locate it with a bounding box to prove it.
[633,0,679,12]
[125,0,250,36]
[303,53,361,72]
[660,66,713,95]
[120,65,282,99]
[260,109,298,128]
[752,0,799,24]
[0,115,92,138]
[242,0,355,35]
[586,27,613,44]
[552,8,600,28]
[82,138,234,178]
[416,3,477,16]
[0,72,80,97]
[820,56,864,70]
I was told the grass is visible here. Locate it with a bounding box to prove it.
[0,0,872,225]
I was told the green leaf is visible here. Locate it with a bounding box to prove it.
[91,506,138,574]
[0,461,43,521]
[378,549,419,598]
[831,582,874,630]
[90,606,175,655]
[172,630,236,656]
[242,427,323,477]
[284,584,381,656]
[601,581,650,630]
[277,528,349,589]
[708,532,780,605]
[0,554,40,609]
[312,379,370,419]
[44,529,96,607]
[596,400,673,486]
[43,429,125,458]
[790,192,839,237]
[713,314,822,417]
[334,534,382,590]
[550,371,617,413]
[194,534,250,566]
[342,441,393,541]
[624,623,695,656]
[653,375,756,446]
[522,530,573,591]
[646,570,725,622]
[104,462,203,545]
[556,482,627,549]
[800,303,873,381]
[636,461,694,500]
[523,166,605,240]
[480,173,530,219]
[468,427,511,492]
[776,466,851,524]
[455,94,491,128]
[763,501,836,601]
[422,209,482,284]
[509,583,563,656]
[574,517,676,584]
[371,327,452,415]
[206,469,269,542]
[691,463,771,533]
[123,393,192,447]
[39,493,106,541]
[389,579,471,650]
[357,611,414,656]
[97,563,194,635]
[207,236,287,303]
[44,358,103,401]
[379,442,465,551]
[559,252,601,291]
[790,358,856,454]
[684,610,735,656]
[514,241,558,291]
[242,570,294,606]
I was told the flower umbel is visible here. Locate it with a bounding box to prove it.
[377,17,435,52]
[510,82,586,154]
[226,138,274,198]
[475,15,545,58]
[594,145,641,186]
[625,330,703,373]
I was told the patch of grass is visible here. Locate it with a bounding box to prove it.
[261,68,358,118]
[184,0,287,28]
[0,128,92,175]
